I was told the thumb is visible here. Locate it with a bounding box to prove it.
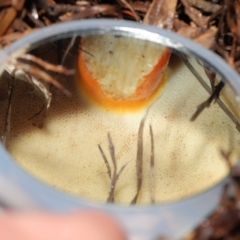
[0,211,126,240]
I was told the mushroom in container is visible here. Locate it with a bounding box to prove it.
[3,34,240,205]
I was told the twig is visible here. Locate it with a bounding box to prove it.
[131,114,146,204]
[149,125,155,204]
[116,162,129,181]
[9,59,71,96]
[107,133,117,202]
[28,104,45,121]
[61,35,77,66]
[98,144,111,179]
[190,81,224,121]
[180,54,240,131]
[98,133,128,203]
[17,54,75,75]
[1,77,14,146]
[204,66,216,92]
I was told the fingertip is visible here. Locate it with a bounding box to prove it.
[0,211,127,240]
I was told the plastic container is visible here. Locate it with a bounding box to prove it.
[0,19,240,240]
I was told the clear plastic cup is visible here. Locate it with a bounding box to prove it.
[0,19,240,240]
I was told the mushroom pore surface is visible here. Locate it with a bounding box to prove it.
[2,37,240,204]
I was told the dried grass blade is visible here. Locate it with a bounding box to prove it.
[107,162,129,203]
[95,133,131,202]
[190,80,224,121]
[149,125,155,204]
[98,144,111,179]
[116,162,129,180]
[10,61,71,96]
[107,133,117,202]
[61,35,77,66]
[28,73,52,110]
[131,115,146,204]
[18,54,75,75]
[204,67,216,92]
[1,77,14,146]
[108,133,117,176]
[180,54,240,131]
[107,185,116,202]
[28,104,45,121]
[107,185,115,202]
